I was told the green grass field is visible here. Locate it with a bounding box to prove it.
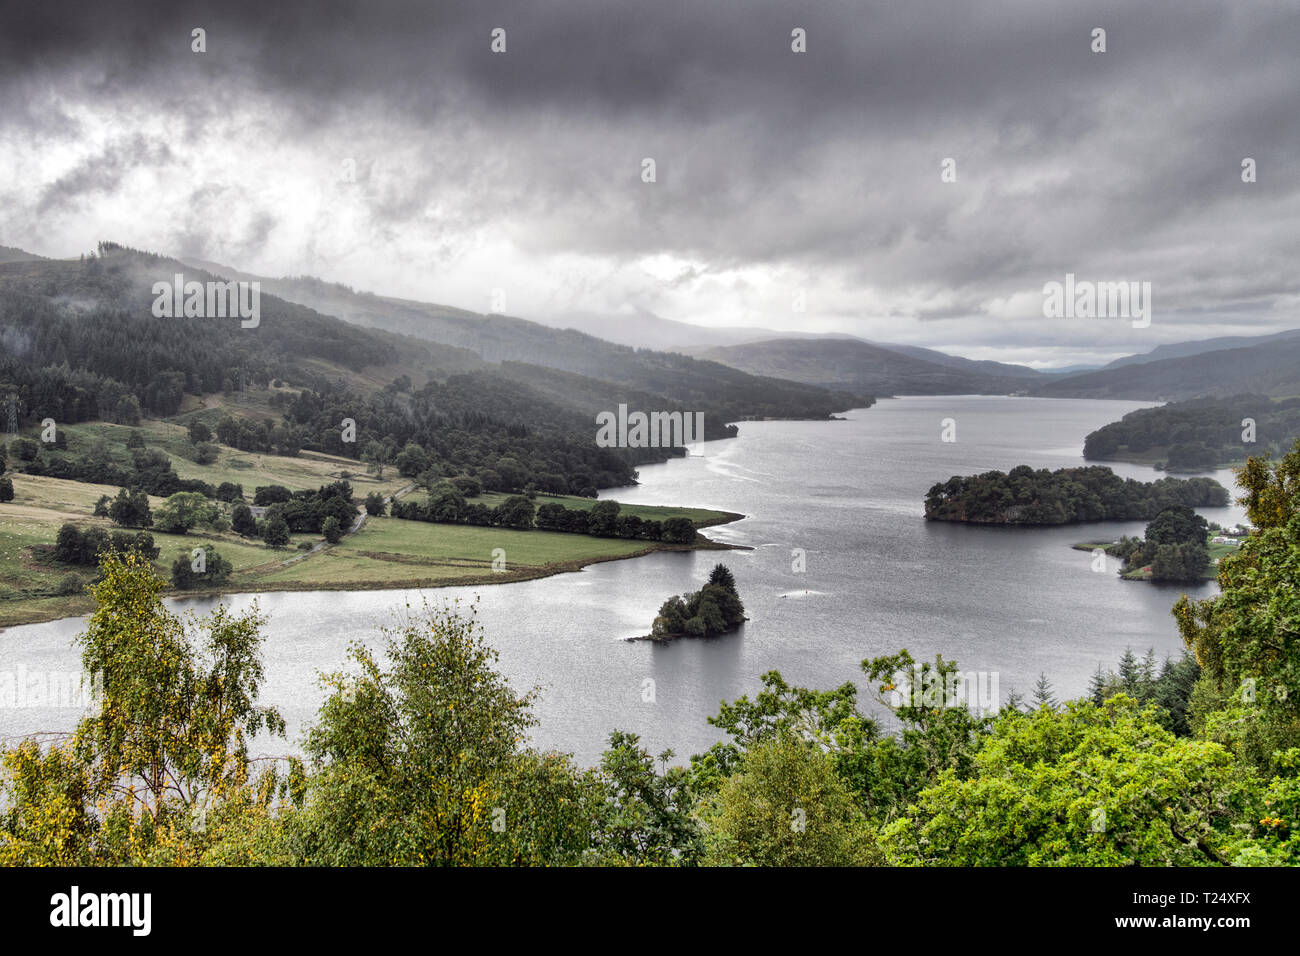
[343,516,650,565]
[1,430,741,626]
[59,421,407,496]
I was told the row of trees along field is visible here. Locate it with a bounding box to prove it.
[391,483,696,543]
[4,443,1298,866]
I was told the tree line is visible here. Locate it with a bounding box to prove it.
[390,484,696,543]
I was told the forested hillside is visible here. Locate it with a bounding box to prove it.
[0,243,860,493]
[200,267,869,417]
[1084,395,1300,471]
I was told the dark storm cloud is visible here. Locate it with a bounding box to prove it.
[3,0,1299,353]
[6,2,1289,128]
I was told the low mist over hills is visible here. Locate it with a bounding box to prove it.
[180,255,1300,404]
[179,258,866,420]
[533,310,840,352]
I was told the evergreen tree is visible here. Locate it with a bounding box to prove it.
[1031,673,1057,711]
[1139,649,1158,693]
[708,563,737,593]
[1117,648,1141,696]
[1153,654,1200,737]
[1087,665,1108,706]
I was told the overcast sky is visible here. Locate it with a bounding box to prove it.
[2,0,1298,367]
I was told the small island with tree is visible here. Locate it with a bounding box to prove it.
[1073,505,1244,582]
[640,563,746,642]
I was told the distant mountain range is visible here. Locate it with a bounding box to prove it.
[1097,328,1300,370]
[9,247,1296,406]
[535,309,839,352]
[685,338,1042,396]
[671,328,1300,401]
[180,265,1048,398]
[1032,334,1300,401]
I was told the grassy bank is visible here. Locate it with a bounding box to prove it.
[1,471,743,629]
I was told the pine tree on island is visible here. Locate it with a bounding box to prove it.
[649,563,746,641]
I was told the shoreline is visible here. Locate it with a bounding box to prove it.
[1069,540,1226,583]
[0,518,749,631]
[1082,452,1248,475]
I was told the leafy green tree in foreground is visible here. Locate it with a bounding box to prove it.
[881,696,1248,866]
[295,601,543,866]
[1231,748,1300,865]
[0,551,299,865]
[587,732,703,866]
[1175,440,1300,771]
[699,734,880,866]
[695,670,871,782]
